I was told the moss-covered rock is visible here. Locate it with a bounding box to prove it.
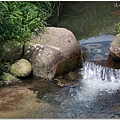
[2,72,17,81]
[0,41,23,61]
[2,72,21,86]
[10,59,32,77]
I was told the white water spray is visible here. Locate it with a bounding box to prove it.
[76,62,120,101]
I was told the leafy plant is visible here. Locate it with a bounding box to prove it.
[0,1,53,43]
[0,1,53,85]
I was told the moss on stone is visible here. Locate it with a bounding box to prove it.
[2,72,19,81]
[10,59,32,77]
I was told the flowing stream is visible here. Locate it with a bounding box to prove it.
[28,61,120,119]
[1,56,120,118]
[1,35,120,118]
[1,2,120,118]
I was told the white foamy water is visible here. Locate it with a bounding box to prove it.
[76,62,120,101]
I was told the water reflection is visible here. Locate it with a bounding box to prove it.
[79,34,114,61]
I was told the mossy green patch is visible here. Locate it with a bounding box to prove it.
[10,59,32,77]
[2,72,18,81]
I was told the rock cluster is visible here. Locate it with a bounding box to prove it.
[1,27,82,86]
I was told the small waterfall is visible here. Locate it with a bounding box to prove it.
[76,62,120,101]
[36,61,120,118]
[82,62,120,82]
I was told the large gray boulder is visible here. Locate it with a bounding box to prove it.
[10,59,32,77]
[110,34,120,61]
[0,41,23,61]
[24,27,82,80]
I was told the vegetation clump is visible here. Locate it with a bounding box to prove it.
[0,1,53,42]
[0,1,53,86]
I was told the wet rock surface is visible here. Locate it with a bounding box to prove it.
[53,71,82,87]
[110,34,120,61]
[54,78,75,87]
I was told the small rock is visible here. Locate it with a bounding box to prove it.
[54,78,75,87]
[10,59,32,77]
[2,72,21,86]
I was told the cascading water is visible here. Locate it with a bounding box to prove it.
[76,62,120,102]
[34,61,120,118]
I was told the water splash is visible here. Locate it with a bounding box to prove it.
[34,62,120,118]
[76,62,120,101]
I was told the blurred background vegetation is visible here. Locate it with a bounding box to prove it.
[57,1,120,40]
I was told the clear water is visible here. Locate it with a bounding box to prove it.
[33,62,120,119]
